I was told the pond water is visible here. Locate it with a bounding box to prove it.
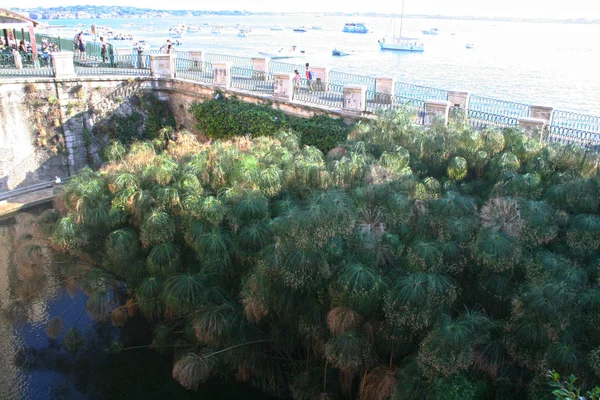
[0,206,276,399]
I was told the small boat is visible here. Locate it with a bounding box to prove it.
[293,26,307,32]
[270,25,283,31]
[187,26,202,33]
[238,28,251,37]
[259,46,306,59]
[343,22,369,34]
[466,43,475,49]
[332,48,356,56]
[422,28,439,35]
[312,25,322,30]
[211,27,220,34]
[379,0,424,52]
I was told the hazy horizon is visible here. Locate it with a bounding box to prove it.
[11,1,600,20]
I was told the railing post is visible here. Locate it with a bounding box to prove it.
[529,105,553,125]
[188,50,205,71]
[343,85,367,113]
[252,57,270,81]
[448,91,470,110]
[273,73,293,101]
[424,100,452,125]
[213,61,233,88]
[375,77,395,104]
[149,53,175,79]
[50,51,76,78]
[311,66,329,91]
[113,47,134,67]
[519,117,547,142]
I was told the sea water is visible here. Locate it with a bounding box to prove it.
[45,14,600,115]
[0,209,276,399]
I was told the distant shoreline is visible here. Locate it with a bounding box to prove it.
[10,7,600,25]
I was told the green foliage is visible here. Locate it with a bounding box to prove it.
[50,109,600,399]
[548,370,600,400]
[96,92,176,145]
[190,91,353,153]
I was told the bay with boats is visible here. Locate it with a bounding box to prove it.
[36,13,600,115]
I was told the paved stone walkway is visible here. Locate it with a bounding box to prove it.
[0,187,58,220]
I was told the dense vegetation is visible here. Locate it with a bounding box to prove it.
[94,92,176,146]
[190,93,353,153]
[32,109,600,399]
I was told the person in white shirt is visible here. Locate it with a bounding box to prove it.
[159,39,172,54]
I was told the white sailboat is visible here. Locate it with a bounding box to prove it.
[378,0,424,52]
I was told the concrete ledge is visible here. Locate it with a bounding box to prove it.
[0,187,59,220]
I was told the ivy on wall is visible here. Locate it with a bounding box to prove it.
[190,91,354,153]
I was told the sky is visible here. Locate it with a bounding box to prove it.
[13,0,600,19]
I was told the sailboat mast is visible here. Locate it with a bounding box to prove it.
[399,0,405,38]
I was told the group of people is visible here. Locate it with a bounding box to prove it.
[73,32,109,63]
[73,32,86,60]
[293,63,315,94]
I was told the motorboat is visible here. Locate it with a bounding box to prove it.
[293,26,307,32]
[379,0,425,52]
[270,25,284,31]
[238,28,251,37]
[343,22,369,33]
[211,27,221,34]
[466,43,475,49]
[259,46,306,59]
[332,48,356,56]
[422,28,439,35]
[312,25,322,30]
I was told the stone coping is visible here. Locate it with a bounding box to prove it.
[0,187,59,221]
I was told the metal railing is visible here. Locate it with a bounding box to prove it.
[469,94,530,119]
[74,54,151,76]
[175,58,214,83]
[395,81,448,102]
[550,110,600,134]
[0,52,54,77]
[292,80,345,109]
[270,60,304,75]
[546,125,600,148]
[460,108,520,130]
[205,53,253,69]
[329,71,376,93]
[231,66,275,93]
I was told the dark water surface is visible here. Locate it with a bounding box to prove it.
[0,208,276,400]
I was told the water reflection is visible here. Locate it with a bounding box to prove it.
[0,208,276,399]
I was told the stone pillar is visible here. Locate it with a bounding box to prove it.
[311,66,328,91]
[343,85,367,113]
[375,77,395,104]
[424,100,452,125]
[149,54,175,79]
[51,51,76,78]
[213,61,233,88]
[251,57,270,81]
[519,117,547,141]
[448,91,470,110]
[187,50,205,71]
[274,73,293,101]
[529,105,553,125]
